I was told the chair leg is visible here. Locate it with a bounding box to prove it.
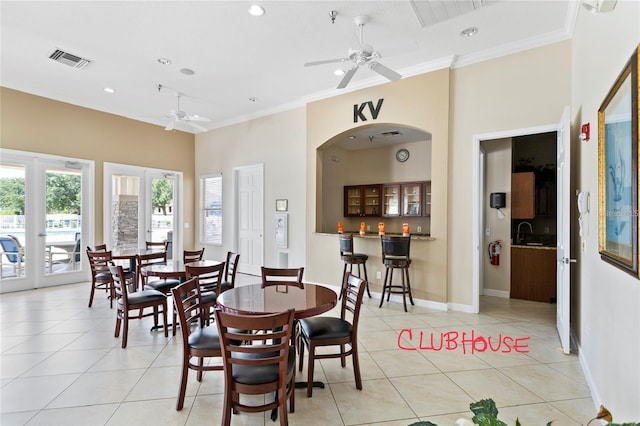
[298,336,305,372]
[161,301,168,338]
[352,342,362,390]
[405,267,415,306]
[306,344,315,397]
[88,281,96,307]
[362,262,371,298]
[401,267,408,312]
[387,268,394,301]
[121,313,129,348]
[340,344,346,367]
[221,385,233,426]
[197,358,204,382]
[176,357,189,410]
[379,268,390,308]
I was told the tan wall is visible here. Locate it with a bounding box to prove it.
[307,70,450,302]
[449,41,572,305]
[572,1,640,418]
[0,88,196,248]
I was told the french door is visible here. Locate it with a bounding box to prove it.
[0,149,93,293]
[104,163,182,259]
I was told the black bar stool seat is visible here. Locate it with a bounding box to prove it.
[339,234,371,298]
[380,235,414,312]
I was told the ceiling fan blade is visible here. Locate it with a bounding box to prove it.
[304,58,348,67]
[186,115,210,122]
[187,122,209,133]
[368,61,402,82]
[165,117,176,131]
[336,67,358,89]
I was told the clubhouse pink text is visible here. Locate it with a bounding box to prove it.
[397,329,530,354]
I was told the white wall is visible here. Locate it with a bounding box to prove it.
[194,108,307,269]
[572,1,640,419]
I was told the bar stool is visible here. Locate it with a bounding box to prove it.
[339,234,371,298]
[380,235,414,312]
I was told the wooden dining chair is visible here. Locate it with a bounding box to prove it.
[145,240,168,251]
[171,277,223,411]
[215,308,296,426]
[182,262,225,331]
[261,266,304,289]
[298,271,367,397]
[137,251,180,295]
[86,249,115,308]
[109,264,168,348]
[86,243,107,252]
[183,248,205,263]
[220,251,240,293]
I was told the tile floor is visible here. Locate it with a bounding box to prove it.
[0,274,596,425]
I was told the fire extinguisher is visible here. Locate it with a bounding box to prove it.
[488,240,502,266]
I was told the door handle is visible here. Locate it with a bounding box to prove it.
[559,258,577,264]
[38,233,47,237]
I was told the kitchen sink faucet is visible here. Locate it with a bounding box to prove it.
[516,221,533,244]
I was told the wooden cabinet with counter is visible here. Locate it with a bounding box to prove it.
[510,246,556,303]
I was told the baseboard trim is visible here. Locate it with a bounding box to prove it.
[482,288,510,298]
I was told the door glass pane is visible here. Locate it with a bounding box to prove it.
[150,177,174,249]
[112,175,140,251]
[0,164,26,278]
[46,167,82,274]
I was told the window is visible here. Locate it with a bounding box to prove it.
[201,174,222,245]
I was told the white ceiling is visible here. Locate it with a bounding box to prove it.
[1,1,578,135]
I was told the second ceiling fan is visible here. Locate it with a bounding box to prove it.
[304,15,402,89]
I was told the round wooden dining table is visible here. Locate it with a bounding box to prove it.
[141,259,224,281]
[216,283,337,320]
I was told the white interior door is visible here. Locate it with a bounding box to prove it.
[235,164,264,275]
[556,106,572,354]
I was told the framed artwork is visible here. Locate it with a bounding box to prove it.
[598,44,639,276]
[275,199,288,212]
[274,213,288,249]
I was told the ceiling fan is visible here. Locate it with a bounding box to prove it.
[304,15,402,89]
[164,92,210,133]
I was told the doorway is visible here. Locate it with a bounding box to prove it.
[472,107,572,354]
[103,163,182,258]
[234,164,264,276]
[0,149,94,292]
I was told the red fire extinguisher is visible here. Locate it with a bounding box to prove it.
[488,240,502,266]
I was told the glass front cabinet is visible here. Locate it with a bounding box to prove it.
[402,183,422,216]
[344,184,382,217]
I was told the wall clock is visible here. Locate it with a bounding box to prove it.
[395,148,410,162]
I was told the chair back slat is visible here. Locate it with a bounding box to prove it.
[183,248,205,263]
[185,262,225,295]
[340,271,367,329]
[261,266,304,288]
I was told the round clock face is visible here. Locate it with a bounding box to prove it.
[396,148,410,162]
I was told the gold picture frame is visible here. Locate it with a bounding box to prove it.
[598,44,640,277]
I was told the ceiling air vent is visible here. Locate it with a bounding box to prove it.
[381,130,403,137]
[49,49,91,69]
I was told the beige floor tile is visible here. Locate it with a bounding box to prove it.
[319,351,385,384]
[0,374,80,413]
[27,404,119,425]
[108,397,193,426]
[358,329,405,351]
[3,333,82,354]
[418,411,472,425]
[126,365,198,401]
[87,345,164,372]
[446,369,543,406]
[551,397,598,424]
[22,348,109,377]
[0,410,39,425]
[0,352,53,379]
[420,346,492,372]
[391,373,473,417]
[332,378,415,425]
[47,369,146,408]
[501,364,592,401]
[369,348,439,377]
[498,402,581,425]
[288,388,344,425]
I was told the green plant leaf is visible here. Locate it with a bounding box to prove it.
[408,422,438,426]
[470,399,500,418]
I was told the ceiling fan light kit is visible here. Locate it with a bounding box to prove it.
[304,14,402,89]
[163,91,210,133]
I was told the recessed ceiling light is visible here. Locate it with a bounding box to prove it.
[157,57,172,65]
[460,27,479,37]
[180,68,195,75]
[249,97,259,102]
[103,87,115,94]
[334,69,345,76]
[248,4,265,16]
